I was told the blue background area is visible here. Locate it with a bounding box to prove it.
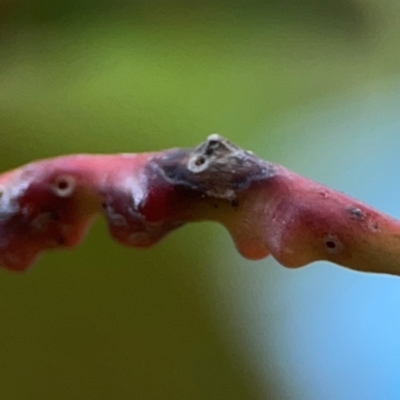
[210,83,400,400]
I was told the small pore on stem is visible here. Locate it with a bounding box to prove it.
[323,234,344,254]
[51,174,76,198]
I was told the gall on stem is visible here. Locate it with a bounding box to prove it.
[1,135,400,275]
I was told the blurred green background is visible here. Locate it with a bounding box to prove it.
[1,1,400,399]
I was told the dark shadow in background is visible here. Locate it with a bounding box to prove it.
[2,0,366,34]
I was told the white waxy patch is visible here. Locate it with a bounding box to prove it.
[0,178,31,221]
[124,173,147,210]
[51,175,76,198]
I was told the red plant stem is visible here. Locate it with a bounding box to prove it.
[1,135,400,275]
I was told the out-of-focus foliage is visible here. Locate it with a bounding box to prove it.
[0,1,399,399]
